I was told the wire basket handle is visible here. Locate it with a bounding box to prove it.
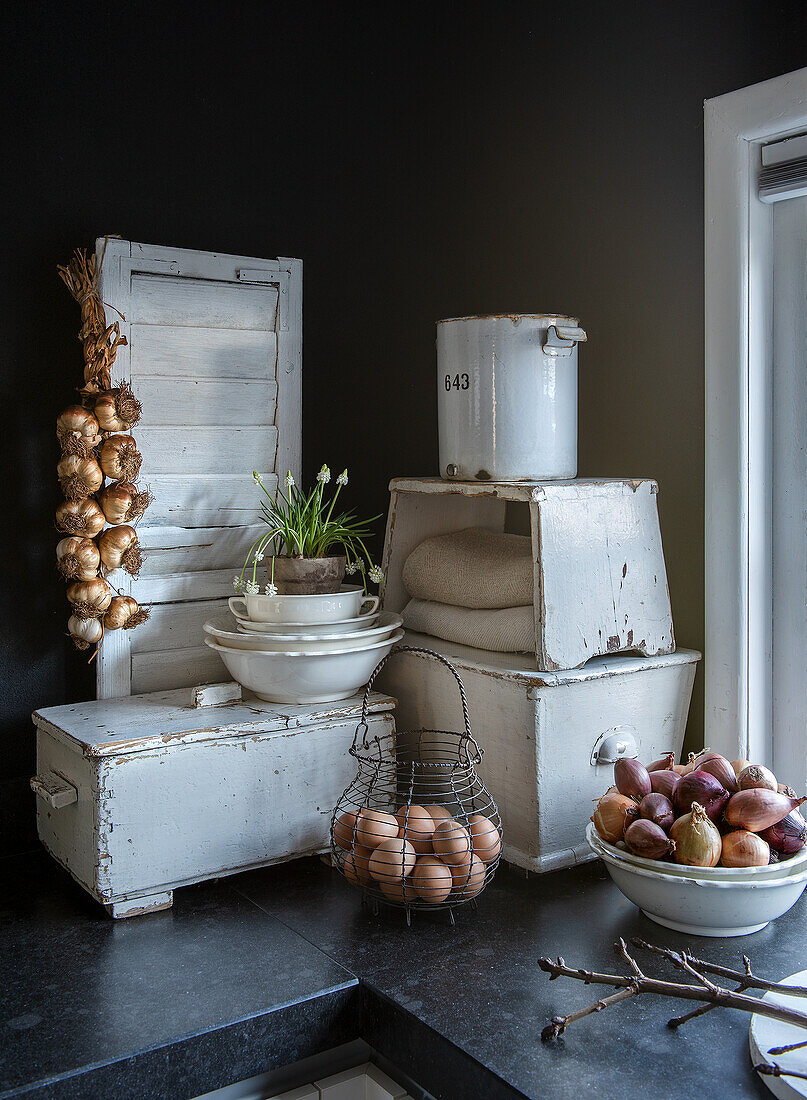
[357,645,482,762]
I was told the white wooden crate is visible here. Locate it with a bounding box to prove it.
[378,633,699,873]
[31,688,395,917]
[381,477,675,672]
[95,239,302,698]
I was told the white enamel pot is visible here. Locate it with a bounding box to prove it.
[586,824,807,936]
[205,630,404,703]
[229,585,379,624]
[437,313,586,482]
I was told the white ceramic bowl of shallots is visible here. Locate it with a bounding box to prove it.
[586,822,807,936]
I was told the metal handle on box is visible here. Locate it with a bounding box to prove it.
[590,727,638,766]
[543,324,588,357]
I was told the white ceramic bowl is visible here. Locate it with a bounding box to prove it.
[204,612,403,653]
[234,610,381,635]
[205,630,404,703]
[587,823,807,936]
[587,822,807,880]
[229,587,379,625]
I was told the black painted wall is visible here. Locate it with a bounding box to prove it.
[2,1,806,846]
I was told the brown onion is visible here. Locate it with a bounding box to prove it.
[724,789,805,832]
[760,810,807,854]
[624,819,676,860]
[591,791,640,843]
[738,765,778,792]
[694,753,738,794]
[732,758,752,777]
[649,769,681,801]
[674,770,730,822]
[614,758,651,801]
[670,803,722,867]
[646,752,676,773]
[639,792,675,832]
[720,829,770,867]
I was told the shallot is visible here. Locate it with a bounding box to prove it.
[737,764,778,792]
[760,809,807,854]
[646,752,676,773]
[614,758,651,801]
[694,752,738,794]
[674,770,730,822]
[592,791,639,844]
[720,829,770,868]
[624,819,675,860]
[639,792,675,833]
[649,768,681,801]
[670,803,722,867]
[724,789,805,832]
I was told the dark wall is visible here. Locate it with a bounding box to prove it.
[2,1,806,840]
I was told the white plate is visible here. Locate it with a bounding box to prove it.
[204,612,402,652]
[205,631,404,703]
[587,823,807,936]
[749,970,807,1099]
[588,822,807,879]
[229,585,379,624]
[234,609,381,635]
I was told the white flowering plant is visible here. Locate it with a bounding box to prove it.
[234,464,384,594]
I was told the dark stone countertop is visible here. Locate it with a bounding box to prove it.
[1,848,799,1100]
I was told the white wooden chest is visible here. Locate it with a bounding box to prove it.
[31,687,395,917]
[382,477,675,672]
[377,633,699,873]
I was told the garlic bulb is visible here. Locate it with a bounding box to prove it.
[99,434,142,482]
[57,405,102,456]
[94,384,142,433]
[66,577,112,619]
[57,454,104,501]
[56,498,106,537]
[99,482,152,525]
[104,595,149,630]
[67,614,104,651]
[98,525,143,576]
[56,536,100,580]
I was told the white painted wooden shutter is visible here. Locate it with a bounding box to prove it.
[95,239,301,698]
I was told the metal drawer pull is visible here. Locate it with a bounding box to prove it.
[590,727,638,765]
[30,771,78,809]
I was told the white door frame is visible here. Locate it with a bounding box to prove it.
[705,67,807,765]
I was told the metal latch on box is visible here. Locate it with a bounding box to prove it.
[590,726,638,765]
[30,771,78,809]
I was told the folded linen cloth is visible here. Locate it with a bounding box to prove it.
[402,598,535,653]
[401,527,533,610]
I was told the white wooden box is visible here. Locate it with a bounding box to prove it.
[381,477,675,671]
[377,633,699,873]
[31,688,395,917]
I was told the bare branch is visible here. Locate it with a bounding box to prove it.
[631,938,807,998]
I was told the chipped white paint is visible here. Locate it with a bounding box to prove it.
[95,239,302,699]
[377,633,699,874]
[382,477,675,671]
[31,690,395,917]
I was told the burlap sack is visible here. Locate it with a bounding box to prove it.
[401,527,533,609]
[402,598,535,653]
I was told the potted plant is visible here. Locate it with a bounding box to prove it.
[233,464,385,596]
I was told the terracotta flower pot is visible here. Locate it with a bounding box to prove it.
[269,555,346,595]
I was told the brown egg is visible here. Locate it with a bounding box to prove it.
[356,809,399,850]
[343,845,373,886]
[432,819,472,866]
[423,804,453,828]
[380,877,419,904]
[395,804,435,854]
[412,855,453,903]
[468,814,501,864]
[333,811,359,852]
[368,838,416,884]
[450,854,487,898]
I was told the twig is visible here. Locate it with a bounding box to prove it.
[756,1062,807,1082]
[631,938,807,998]
[541,987,638,1041]
[667,980,750,1029]
[768,1037,807,1055]
[538,941,807,1041]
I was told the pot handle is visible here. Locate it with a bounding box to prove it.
[228,597,248,618]
[360,595,380,616]
[542,323,587,358]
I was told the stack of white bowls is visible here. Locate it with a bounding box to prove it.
[204,586,403,704]
[586,821,807,937]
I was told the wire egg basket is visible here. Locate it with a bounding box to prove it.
[330,645,501,922]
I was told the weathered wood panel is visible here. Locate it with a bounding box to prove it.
[137,427,276,474]
[133,378,277,426]
[129,599,227,652]
[129,325,277,381]
[131,646,225,693]
[144,473,278,527]
[136,524,265,571]
[131,274,278,329]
